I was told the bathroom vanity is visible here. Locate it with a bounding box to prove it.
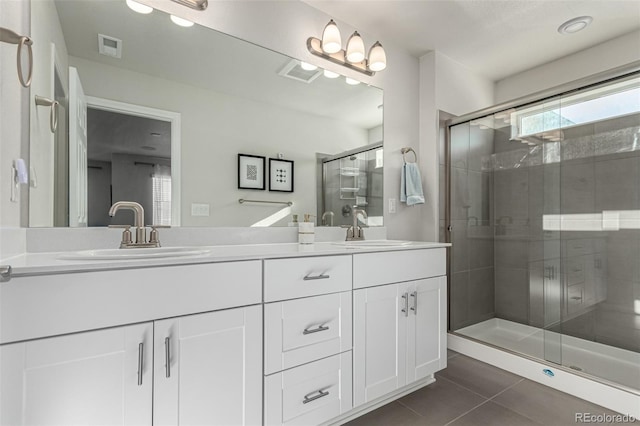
[0,241,447,425]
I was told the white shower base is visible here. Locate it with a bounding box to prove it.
[451,318,640,417]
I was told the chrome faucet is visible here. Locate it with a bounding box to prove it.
[108,201,166,248]
[321,211,335,226]
[346,207,367,241]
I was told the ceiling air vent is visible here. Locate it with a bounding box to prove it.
[98,34,122,59]
[278,59,322,84]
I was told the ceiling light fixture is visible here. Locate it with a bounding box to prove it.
[307,20,386,76]
[558,16,593,34]
[170,15,194,27]
[126,0,153,14]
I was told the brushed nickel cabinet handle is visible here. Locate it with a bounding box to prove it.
[165,337,171,378]
[410,291,417,314]
[0,265,11,282]
[303,324,329,335]
[303,389,329,404]
[303,273,330,281]
[401,292,409,317]
[137,342,144,386]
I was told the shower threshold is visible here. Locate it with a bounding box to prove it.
[456,318,640,392]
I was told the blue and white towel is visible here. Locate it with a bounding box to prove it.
[400,162,425,206]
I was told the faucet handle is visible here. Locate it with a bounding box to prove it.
[109,225,133,246]
[148,225,170,247]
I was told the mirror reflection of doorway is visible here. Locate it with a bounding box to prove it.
[86,107,172,227]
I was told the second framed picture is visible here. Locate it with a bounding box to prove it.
[269,158,294,192]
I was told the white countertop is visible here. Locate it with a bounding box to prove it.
[2,241,450,277]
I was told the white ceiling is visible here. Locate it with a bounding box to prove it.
[303,0,640,81]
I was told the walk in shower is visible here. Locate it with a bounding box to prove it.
[446,70,640,396]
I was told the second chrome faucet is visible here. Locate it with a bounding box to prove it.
[109,201,168,248]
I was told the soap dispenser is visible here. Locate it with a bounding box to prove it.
[288,214,299,227]
[298,214,315,244]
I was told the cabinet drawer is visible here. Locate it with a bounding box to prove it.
[1,260,262,344]
[264,352,352,426]
[264,292,352,375]
[354,249,445,289]
[264,256,352,302]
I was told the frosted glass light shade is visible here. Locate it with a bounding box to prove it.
[368,41,386,72]
[321,20,342,54]
[170,15,194,27]
[323,69,340,79]
[300,61,318,71]
[345,77,360,85]
[346,31,365,63]
[126,0,153,14]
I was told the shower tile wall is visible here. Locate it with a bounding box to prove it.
[449,122,495,330]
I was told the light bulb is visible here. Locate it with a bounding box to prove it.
[300,61,318,71]
[321,20,341,54]
[346,31,365,63]
[170,15,194,27]
[323,69,340,79]
[345,77,361,85]
[368,41,386,72]
[126,0,153,14]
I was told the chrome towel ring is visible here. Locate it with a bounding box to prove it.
[401,147,417,163]
[0,27,33,88]
[35,96,59,133]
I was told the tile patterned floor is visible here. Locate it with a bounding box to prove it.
[345,350,628,426]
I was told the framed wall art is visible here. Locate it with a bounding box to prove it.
[238,154,266,190]
[269,158,294,192]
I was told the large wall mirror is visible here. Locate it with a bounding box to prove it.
[28,0,383,228]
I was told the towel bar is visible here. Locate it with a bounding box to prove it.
[401,147,417,163]
[239,199,293,207]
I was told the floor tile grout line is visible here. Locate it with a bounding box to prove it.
[443,399,492,426]
[395,400,426,419]
[435,373,519,401]
[486,377,525,401]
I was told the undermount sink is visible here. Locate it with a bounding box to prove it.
[332,240,412,248]
[58,246,212,261]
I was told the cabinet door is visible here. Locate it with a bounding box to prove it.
[407,276,447,383]
[0,323,152,426]
[353,282,408,407]
[153,305,262,426]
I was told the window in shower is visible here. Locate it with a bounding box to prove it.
[447,72,640,392]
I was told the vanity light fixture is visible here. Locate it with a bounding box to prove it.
[170,15,194,27]
[323,69,340,79]
[170,0,208,11]
[308,20,386,76]
[300,61,318,71]
[126,0,153,14]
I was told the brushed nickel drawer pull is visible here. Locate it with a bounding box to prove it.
[401,292,409,317]
[303,324,329,335]
[303,389,329,404]
[410,291,417,314]
[0,265,12,282]
[137,342,144,386]
[303,273,330,281]
[164,337,171,378]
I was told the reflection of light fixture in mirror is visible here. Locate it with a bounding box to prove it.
[323,69,340,79]
[346,31,365,63]
[141,145,157,151]
[170,15,194,27]
[126,0,153,14]
[321,19,342,54]
[300,61,318,71]
[307,21,386,76]
[345,77,360,85]
[169,0,208,11]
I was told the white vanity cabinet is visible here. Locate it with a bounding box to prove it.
[1,323,154,426]
[352,249,447,407]
[263,256,353,426]
[153,305,262,426]
[0,261,263,426]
